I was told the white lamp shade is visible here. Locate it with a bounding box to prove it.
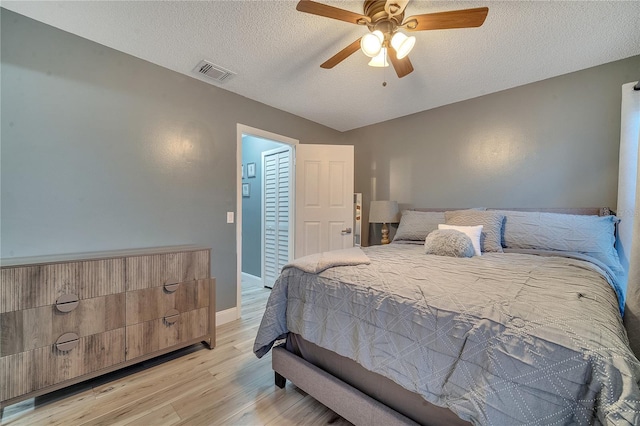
[368,48,389,67]
[361,30,384,57]
[391,32,416,60]
[369,200,400,223]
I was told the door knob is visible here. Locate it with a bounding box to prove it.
[341,228,352,234]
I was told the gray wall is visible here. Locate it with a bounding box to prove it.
[241,135,284,277]
[347,55,640,246]
[0,9,346,311]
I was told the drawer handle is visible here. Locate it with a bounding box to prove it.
[164,281,180,293]
[55,294,80,313]
[55,332,80,352]
[164,308,180,325]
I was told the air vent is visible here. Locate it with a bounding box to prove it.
[193,60,235,83]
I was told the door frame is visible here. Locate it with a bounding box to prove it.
[236,124,298,319]
[261,145,294,288]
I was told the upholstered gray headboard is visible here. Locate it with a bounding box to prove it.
[413,207,613,216]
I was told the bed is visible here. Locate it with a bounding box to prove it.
[253,208,640,425]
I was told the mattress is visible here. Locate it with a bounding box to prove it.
[254,244,640,425]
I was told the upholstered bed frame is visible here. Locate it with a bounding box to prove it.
[271,207,619,426]
[273,345,420,425]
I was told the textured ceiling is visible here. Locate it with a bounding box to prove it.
[3,1,640,132]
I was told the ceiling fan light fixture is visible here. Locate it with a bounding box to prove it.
[391,31,415,60]
[296,0,489,79]
[361,30,384,57]
[368,47,389,67]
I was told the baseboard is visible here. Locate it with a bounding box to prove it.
[216,307,239,326]
[241,272,263,287]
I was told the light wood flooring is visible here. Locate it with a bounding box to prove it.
[1,280,352,425]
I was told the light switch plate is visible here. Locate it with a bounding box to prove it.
[226,212,234,223]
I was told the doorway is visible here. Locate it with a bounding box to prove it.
[236,125,298,319]
[241,137,292,289]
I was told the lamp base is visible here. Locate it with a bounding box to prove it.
[381,223,390,245]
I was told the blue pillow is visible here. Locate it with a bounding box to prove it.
[492,210,623,275]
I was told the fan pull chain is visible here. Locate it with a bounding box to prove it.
[382,48,387,87]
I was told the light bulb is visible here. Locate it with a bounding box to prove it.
[361,30,384,58]
[391,31,416,60]
[368,48,389,67]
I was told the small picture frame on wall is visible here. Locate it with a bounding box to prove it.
[242,164,245,179]
[242,183,250,197]
[247,162,256,178]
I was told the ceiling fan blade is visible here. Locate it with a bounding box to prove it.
[403,7,488,31]
[296,0,370,25]
[385,0,410,20]
[320,38,362,69]
[388,47,414,78]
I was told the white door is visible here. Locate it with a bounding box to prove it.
[295,144,355,258]
[262,146,292,288]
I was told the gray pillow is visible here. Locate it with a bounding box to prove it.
[393,210,445,243]
[445,210,505,253]
[492,210,623,274]
[424,229,475,258]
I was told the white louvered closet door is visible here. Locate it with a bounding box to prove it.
[262,147,291,288]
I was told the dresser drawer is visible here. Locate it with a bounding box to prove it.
[125,250,209,291]
[125,307,209,360]
[0,293,125,357]
[126,279,210,326]
[0,258,125,313]
[0,328,125,401]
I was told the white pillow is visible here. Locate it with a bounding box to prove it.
[438,224,483,256]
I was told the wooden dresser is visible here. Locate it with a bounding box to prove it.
[0,245,215,409]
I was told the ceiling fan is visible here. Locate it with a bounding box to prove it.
[296,0,488,78]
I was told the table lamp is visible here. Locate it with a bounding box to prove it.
[369,200,400,244]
